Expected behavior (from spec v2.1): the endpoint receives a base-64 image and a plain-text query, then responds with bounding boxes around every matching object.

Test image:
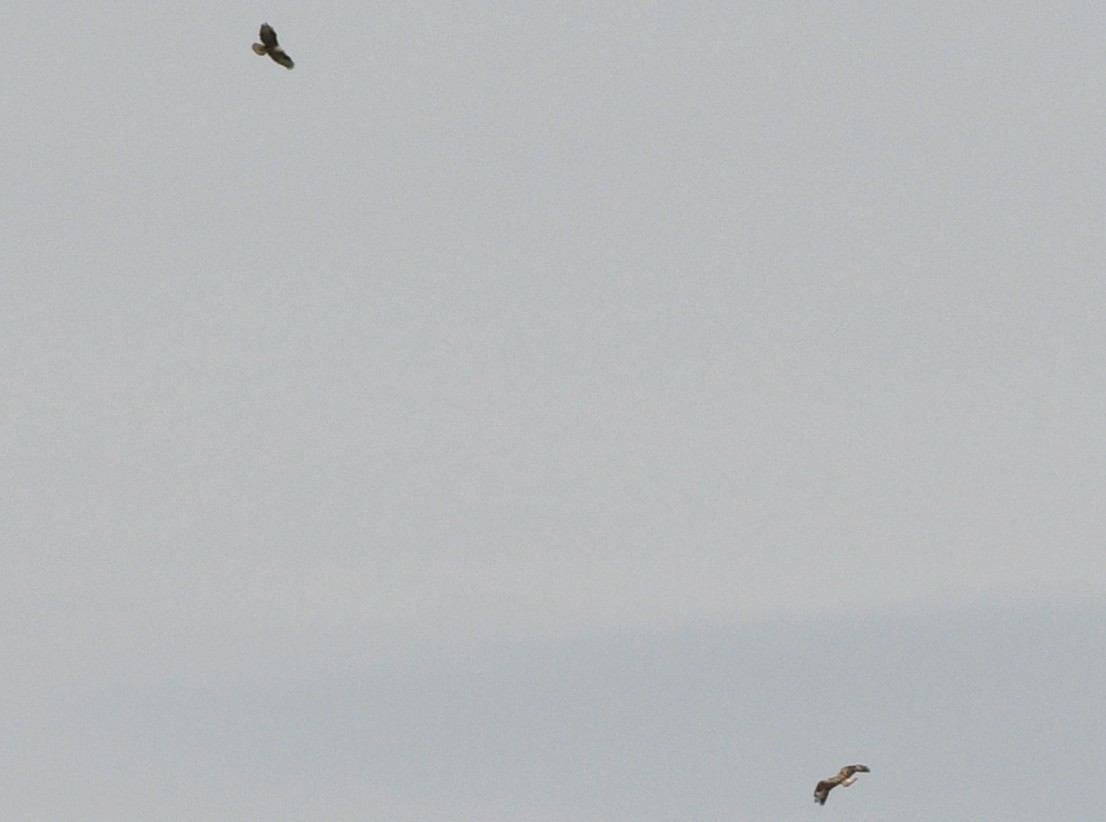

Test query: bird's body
[252,23,294,69]
[813,764,870,806]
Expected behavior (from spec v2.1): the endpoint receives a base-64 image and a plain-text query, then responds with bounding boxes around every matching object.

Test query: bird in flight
[813,764,870,806]
[252,23,294,69]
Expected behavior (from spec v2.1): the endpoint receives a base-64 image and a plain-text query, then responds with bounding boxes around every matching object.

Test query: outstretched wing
[259,24,279,49]
[268,47,294,69]
[813,780,835,805]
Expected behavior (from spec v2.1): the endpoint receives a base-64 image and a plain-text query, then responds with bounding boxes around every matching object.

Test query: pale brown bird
[252,23,294,69]
[814,764,870,806]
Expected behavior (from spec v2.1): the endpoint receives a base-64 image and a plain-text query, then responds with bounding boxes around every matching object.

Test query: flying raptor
[252,23,294,69]
[813,764,870,806]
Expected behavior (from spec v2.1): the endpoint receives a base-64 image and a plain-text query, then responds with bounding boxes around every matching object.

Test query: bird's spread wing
[260,24,279,49]
[269,48,294,69]
[813,780,834,805]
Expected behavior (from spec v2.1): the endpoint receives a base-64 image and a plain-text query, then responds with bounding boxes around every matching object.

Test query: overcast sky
[3,2,1105,819]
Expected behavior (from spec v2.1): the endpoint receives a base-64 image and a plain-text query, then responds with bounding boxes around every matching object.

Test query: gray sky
[3,2,1105,819]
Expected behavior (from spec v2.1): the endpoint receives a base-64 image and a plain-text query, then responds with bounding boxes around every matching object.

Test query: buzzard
[813,764,870,806]
[252,23,294,69]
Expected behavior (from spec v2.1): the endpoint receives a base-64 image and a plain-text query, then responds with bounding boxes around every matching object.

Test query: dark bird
[252,24,294,69]
[814,764,870,806]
